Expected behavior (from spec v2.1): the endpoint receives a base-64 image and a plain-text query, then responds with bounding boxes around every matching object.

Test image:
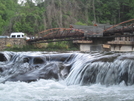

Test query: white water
[0,79,134,101]
[0,51,134,101]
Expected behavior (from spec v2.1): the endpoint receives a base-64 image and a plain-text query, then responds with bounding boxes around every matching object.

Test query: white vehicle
[10,32,25,38]
[10,32,30,40]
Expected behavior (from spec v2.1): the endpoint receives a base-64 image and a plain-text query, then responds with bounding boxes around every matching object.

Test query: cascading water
[66,53,134,86]
[0,51,134,101]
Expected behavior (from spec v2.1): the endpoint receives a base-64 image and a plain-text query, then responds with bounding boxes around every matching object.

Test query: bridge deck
[27,19,134,43]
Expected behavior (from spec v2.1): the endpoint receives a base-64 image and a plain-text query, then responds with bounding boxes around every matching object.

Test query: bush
[75,21,87,26]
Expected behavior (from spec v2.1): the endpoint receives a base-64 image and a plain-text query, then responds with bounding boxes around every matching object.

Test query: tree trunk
[93,0,96,23]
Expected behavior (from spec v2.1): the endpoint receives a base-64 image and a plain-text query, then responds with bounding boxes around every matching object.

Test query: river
[0,51,134,101]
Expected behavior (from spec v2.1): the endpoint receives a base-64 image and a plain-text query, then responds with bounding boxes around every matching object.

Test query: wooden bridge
[27,19,134,43]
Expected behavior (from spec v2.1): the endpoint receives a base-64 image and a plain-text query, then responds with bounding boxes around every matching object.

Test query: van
[10,32,25,38]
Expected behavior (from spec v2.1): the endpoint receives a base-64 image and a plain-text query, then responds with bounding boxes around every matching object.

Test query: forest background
[0,0,134,36]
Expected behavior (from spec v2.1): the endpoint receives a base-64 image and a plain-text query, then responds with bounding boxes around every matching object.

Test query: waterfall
[65,53,134,86]
[0,51,134,86]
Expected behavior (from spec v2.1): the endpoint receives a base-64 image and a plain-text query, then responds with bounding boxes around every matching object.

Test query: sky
[18,0,45,5]
[18,0,26,4]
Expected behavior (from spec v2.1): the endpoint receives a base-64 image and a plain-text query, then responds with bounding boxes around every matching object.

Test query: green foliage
[63,15,68,19]
[4,44,38,52]
[45,41,79,51]
[66,11,71,16]
[55,0,62,7]
[75,21,87,26]
[1,0,134,36]
[0,0,18,34]
[4,41,79,52]
[3,0,134,52]
[46,41,70,51]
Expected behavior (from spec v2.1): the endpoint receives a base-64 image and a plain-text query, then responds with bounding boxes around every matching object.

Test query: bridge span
[27,19,134,43]
[26,19,134,52]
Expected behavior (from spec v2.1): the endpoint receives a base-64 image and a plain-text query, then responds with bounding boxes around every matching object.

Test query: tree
[0,0,19,35]
[1,0,134,36]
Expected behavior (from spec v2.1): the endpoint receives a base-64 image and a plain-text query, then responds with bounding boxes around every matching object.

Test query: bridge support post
[73,40,110,52]
[108,37,134,52]
[110,45,134,51]
[79,44,104,52]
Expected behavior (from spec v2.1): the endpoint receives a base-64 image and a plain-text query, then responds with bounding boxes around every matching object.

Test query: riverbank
[4,41,79,52]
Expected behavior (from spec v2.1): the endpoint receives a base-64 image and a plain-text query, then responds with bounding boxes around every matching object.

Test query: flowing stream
[0,51,134,101]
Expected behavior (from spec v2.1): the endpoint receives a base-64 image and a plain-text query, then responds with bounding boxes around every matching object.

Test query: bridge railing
[27,28,85,43]
[27,19,134,43]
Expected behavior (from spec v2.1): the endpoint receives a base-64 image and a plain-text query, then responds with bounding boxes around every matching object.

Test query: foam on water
[0,52,134,101]
[0,79,134,101]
